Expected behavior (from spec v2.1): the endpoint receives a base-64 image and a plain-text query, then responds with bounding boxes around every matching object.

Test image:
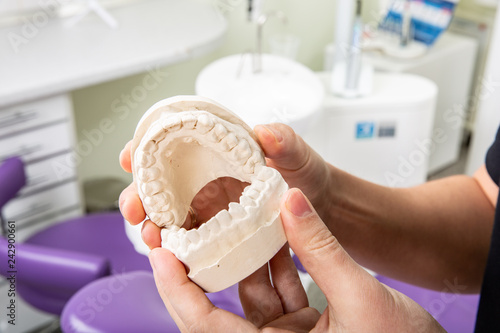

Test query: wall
[72,0,338,184]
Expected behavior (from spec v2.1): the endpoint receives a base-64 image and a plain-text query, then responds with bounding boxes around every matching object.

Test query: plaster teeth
[257,167,275,182]
[219,133,238,151]
[196,223,210,240]
[250,179,266,192]
[215,210,232,228]
[167,231,179,249]
[244,188,260,200]
[208,123,228,143]
[181,114,198,129]
[228,202,246,219]
[142,181,162,196]
[230,139,252,162]
[244,151,264,174]
[206,218,221,234]
[138,167,160,182]
[186,229,201,244]
[136,151,156,168]
[148,212,161,223]
[196,113,215,134]
[161,116,182,131]
[240,195,256,207]
[143,140,159,154]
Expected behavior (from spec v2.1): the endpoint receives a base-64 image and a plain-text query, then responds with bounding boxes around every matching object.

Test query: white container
[304,72,437,188]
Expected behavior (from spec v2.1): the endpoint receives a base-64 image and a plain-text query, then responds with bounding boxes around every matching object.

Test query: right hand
[119,123,332,249]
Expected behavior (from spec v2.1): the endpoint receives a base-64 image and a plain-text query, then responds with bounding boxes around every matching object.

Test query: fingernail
[285,189,313,217]
[259,124,283,143]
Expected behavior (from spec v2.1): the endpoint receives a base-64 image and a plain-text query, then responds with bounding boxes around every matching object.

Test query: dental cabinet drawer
[0,122,73,162]
[0,95,71,138]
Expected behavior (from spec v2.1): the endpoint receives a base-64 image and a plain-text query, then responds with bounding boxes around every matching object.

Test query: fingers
[141,220,162,249]
[263,307,320,332]
[239,264,283,326]
[119,183,146,225]
[280,188,376,305]
[119,140,133,173]
[268,244,308,314]
[254,124,311,172]
[149,248,255,332]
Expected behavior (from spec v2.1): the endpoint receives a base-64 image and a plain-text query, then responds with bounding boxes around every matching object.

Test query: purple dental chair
[0,157,244,332]
[0,157,151,315]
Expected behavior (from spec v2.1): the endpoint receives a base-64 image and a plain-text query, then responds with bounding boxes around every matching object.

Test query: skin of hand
[119,123,331,249]
[148,188,445,332]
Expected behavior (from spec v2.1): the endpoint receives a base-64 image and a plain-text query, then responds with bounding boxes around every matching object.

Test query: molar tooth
[197,222,211,240]
[181,114,198,129]
[161,116,182,131]
[148,212,162,224]
[243,187,260,200]
[215,210,232,228]
[257,166,276,182]
[136,151,156,168]
[240,195,257,207]
[208,123,227,143]
[251,179,267,193]
[143,140,159,154]
[186,229,201,244]
[206,217,221,234]
[244,151,265,174]
[166,231,179,250]
[230,139,252,162]
[138,167,160,182]
[228,202,246,219]
[219,133,238,151]
[196,113,215,134]
[142,181,162,196]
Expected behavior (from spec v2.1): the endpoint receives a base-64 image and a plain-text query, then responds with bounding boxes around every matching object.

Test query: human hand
[148,188,445,332]
[119,123,332,249]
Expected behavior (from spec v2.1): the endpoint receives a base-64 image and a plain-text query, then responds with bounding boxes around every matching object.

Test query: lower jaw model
[131,96,289,293]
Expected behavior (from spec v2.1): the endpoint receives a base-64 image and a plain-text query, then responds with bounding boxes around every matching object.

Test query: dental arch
[131,96,288,292]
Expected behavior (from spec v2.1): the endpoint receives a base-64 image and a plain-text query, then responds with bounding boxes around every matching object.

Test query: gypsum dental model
[131,96,289,293]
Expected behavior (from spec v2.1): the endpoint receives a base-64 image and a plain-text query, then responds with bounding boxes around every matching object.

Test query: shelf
[0,0,227,108]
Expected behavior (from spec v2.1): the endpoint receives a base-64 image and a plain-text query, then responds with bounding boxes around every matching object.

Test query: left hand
[148,242,320,332]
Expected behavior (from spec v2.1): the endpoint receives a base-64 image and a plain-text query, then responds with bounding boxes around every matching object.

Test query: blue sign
[356,122,375,139]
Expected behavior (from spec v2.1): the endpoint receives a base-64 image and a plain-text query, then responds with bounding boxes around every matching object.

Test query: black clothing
[475,127,500,331]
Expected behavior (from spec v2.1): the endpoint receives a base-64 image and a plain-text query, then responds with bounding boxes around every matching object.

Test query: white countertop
[0,0,226,108]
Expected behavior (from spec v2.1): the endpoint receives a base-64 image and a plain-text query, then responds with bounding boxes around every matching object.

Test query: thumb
[280,188,376,305]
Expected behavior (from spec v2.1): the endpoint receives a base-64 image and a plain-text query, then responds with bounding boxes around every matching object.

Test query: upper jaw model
[131,96,289,293]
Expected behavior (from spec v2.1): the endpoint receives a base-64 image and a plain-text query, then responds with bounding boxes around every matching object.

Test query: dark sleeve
[485,127,500,185]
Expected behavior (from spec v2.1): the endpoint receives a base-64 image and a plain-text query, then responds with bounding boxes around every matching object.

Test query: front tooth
[196,113,215,134]
[161,116,182,131]
[228,202,246,219]
[215,210,232,228]
[181,114,198,129]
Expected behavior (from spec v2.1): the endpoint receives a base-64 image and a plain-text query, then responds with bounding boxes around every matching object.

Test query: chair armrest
[0,237,110,291]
